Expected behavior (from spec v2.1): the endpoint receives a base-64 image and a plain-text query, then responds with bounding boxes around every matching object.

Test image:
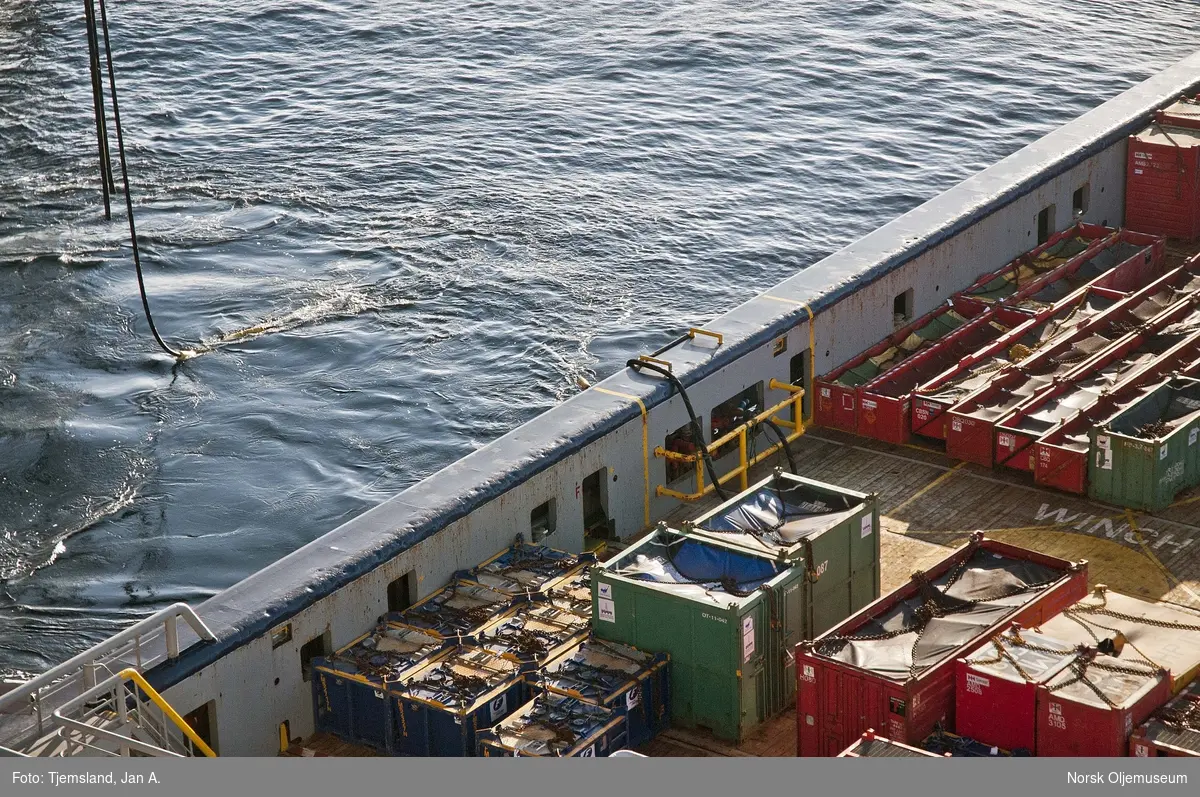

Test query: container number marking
[801,665,815,683]
[965,673,989,695]
[598,598,616,623]
[860,515,873,538]
[1048,702,1066,730]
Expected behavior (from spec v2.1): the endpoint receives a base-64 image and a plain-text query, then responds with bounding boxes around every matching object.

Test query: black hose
[760,418,798,474]
[97,0,183,359]
[626,358,729,501]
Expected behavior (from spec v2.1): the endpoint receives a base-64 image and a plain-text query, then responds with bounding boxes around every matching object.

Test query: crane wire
[95,0,187,359]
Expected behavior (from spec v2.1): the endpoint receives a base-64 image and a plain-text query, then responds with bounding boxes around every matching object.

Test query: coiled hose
[626,358,729,501]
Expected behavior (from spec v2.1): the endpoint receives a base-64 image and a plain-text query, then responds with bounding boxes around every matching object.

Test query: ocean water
[1,0,1199,674]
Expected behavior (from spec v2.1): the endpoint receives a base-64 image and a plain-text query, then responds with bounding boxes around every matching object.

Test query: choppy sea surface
[2,1,1199,674]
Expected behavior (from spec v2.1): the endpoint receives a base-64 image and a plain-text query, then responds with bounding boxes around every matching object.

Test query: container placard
[598,583,612,599]
[1160,444,1169,461]
[489,694,508,722]
[598,597,616,623]
[626,686,641,710]
[742,616,755,663]
[860,515,873,538]
[1190,428,1198,446]
[578,745,596,757]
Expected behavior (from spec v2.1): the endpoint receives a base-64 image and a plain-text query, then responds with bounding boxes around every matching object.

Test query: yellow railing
[654,379,805,501]
[118,669,217,757]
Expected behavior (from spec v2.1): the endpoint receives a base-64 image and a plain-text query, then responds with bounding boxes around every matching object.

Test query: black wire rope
[96,0,184,358]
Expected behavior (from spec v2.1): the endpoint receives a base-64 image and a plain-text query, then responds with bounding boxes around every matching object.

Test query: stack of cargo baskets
[815,223,1166,446]
[837,729,946,758]
[795,532,1089,756]
[311,542,673,757]
[591,471,880,742]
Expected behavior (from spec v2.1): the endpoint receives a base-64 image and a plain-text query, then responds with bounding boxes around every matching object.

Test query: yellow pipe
[688,327,724,346]
[116,668,216,757]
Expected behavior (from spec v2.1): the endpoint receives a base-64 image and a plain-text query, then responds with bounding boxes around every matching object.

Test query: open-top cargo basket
[593,527,807,742]
[311,624,447,752]
[457,543,594,597]
[683,471,880,635]
[837,729,945,758]
[796,533,1087,756]
[1130,681,1200,757]
[533,635,671,749]
[392,645,527,757]
[945,261,1200,468]
[1086,375,1200,510]
[1036,586,1200,695]
[475,597,590,672]
[389,579,513,640]
[477,691,627,757]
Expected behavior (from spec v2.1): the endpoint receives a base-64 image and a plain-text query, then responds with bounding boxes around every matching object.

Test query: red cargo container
[814,223,1119,437]
[1034,656,1170,757]
[955,630,1076,754]
[1156,96,1200,130]
[837,729,945,758]
[1033,330,1200,493]
[856,305,1036,445]
[1130,682,1200,758]
[913,231,1166,441]
[814,295,989,435]
[1126,124,1200,241]
[1037,587,1200,696]
[795,533,1087,757]
[946,264,1200,467]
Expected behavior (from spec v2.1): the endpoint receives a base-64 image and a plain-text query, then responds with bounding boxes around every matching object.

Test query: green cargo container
[591,527,809,742]
[1089,376,1200,511]
[684,470,880,637]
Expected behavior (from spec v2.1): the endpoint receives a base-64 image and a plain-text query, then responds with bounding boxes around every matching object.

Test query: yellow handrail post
[738,429,748,492]
[694,451,704,497]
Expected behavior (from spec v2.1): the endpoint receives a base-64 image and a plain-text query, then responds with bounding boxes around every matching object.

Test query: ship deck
[289,238,1200,758]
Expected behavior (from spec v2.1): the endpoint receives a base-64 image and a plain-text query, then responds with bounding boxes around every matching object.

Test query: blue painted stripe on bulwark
[146,52,1200,693]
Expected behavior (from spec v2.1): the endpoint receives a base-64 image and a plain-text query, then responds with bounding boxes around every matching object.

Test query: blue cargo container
[458,543,595,597]
[391,646,526,757]
[533,635,670,749]
[476,598,589,673]
[312,624,445,752]
[544,566,593,617]
[477,692,627,757]
[389,579,513,640]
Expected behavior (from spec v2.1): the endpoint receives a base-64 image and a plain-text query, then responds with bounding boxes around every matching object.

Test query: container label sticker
[951,418,962,432]
[842,395,854,411]
[598,598,616,623]
[965,673,989,695]
[1190,428,1198,446]
[598,583,612,599]
[626,686,641,710]
[578,745,596,757]
[374,690,384,699]
[862,399,877,410]
[1134,168,1144,175]
[997,432,1014,449]
[820,387,830,398]
[1134,743,1148,757]
[1160,444,1169,460]
[490,694,508,722]
[801,665,815,683]
[1048,702,1066,730]
[742,617,755,663]
[860,515,873,538]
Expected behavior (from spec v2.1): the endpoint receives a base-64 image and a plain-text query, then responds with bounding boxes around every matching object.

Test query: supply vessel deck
[5,51,1200,761]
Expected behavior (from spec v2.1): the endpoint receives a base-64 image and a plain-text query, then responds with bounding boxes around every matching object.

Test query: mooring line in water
[91,0,193,360]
